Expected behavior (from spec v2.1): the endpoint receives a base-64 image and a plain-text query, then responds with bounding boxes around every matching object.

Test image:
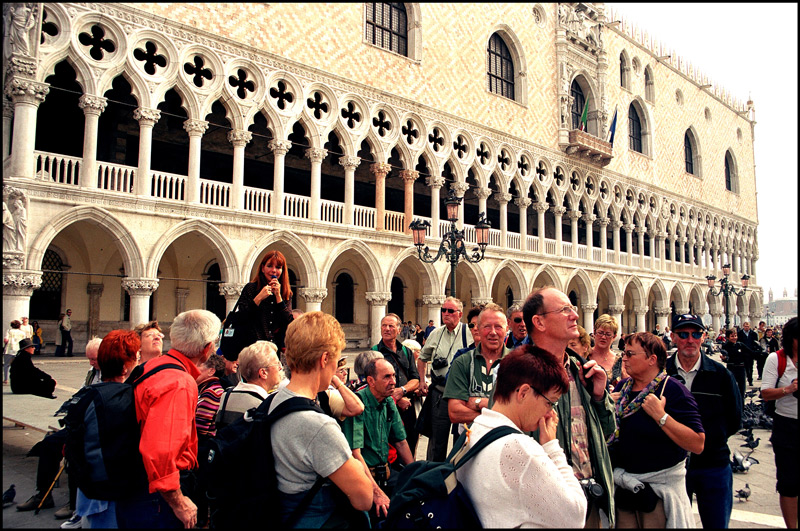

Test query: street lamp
[409,188,491,297]
[706,264,749,331]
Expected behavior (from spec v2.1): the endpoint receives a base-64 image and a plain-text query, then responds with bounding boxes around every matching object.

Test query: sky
[606,3,798,304]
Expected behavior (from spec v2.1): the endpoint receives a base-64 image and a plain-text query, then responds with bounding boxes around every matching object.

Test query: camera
[579,478,604,500]
[431,356,449,370]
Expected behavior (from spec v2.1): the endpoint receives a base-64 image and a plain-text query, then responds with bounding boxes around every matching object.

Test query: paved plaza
[2,350,787,529]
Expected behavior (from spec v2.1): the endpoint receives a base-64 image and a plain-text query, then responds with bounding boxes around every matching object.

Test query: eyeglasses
[441,307,459,314]
[676,331,704,340]
[512,317,524,323]
[623,350,639,358]
[595,330,615,338]
[468,322,476,329]
[264,362,282,371]
[534,389,559,410]
[538,304,578,317]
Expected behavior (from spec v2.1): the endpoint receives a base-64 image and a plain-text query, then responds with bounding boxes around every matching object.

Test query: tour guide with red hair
[237,250,295,352]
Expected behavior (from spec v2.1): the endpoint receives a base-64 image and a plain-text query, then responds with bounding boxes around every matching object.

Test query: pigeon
[741,437,760,450]
[739,428,753,438]
[2,484,15,506]
[735,484,751,502]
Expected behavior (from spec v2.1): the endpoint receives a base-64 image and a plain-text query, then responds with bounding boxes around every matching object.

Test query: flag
[579,99,589,131]
[608,107,618,146]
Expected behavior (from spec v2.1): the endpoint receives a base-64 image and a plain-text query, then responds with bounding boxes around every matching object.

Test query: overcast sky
[606,3,798,304]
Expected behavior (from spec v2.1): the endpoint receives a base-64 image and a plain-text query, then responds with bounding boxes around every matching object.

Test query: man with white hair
[116,309,220,529]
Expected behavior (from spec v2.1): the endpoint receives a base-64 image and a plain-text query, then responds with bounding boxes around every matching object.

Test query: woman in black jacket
[238,250,294,352]
[10,338,56,398]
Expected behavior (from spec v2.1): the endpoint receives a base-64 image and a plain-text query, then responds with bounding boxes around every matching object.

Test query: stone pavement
[2,351,788,528]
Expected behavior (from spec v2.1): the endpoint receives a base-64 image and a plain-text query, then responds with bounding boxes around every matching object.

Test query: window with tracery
[487,33,514,100]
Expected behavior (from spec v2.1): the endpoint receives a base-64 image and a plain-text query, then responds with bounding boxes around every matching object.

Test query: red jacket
[134,349,201,493]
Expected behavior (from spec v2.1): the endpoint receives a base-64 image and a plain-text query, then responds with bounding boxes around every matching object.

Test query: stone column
[399,169,419,235]
[608,304,626,333]
[228,129,252,210]
[495,192,512,248]
[534,201,549,253]
[183,119,209,204]
[669,235,677,270]
[423,294,446,327]
[657,231,667,272]
[612,220,623,265]
[219,283,244,314]
[371,162,391,231]
[647,229,656,266]
[636,226,646,264]
[597,217,609,262]
[624,223,635,265]
[553,206,567,256]
[711,311,723,336]
[2,98,13,159]
[339,157,360,226]
[634,306,648,334]
[86,283,104,339]
[474,187,491,217]
[427,175,445,238]
[6,76,49,179]
[451,182,470,229]
[133,107,161,197]
[654,307,671,333]
[121,278,159,327]
[299,287,328,313]
[2,270,42,327]
[269,139,292,216]
[174,287,190,315]
[583,213,596,260]
[78,95,107,189]
[306,148,327,221]
[366,291,392,344]
[679,237,687,274]
[568,210,581,258]
[582,303,598,333]
[515,198,532,251]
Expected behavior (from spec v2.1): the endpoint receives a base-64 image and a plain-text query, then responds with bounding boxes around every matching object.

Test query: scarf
[607,370,668,445]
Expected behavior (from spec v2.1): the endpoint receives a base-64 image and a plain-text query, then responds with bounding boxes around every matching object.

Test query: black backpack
[384,425,520,528]
[64,361,184,501]
[206,392,326,528]
[219,299,258,361]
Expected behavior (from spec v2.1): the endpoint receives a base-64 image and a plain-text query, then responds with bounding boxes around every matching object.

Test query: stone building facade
[3,3,761,348]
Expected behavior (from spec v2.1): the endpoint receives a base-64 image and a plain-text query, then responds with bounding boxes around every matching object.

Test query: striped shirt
[196,377,224,437]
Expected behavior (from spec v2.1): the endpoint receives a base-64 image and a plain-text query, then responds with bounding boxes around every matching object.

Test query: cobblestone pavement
[2,350,787,528]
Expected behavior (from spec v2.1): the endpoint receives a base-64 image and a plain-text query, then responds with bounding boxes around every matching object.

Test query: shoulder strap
[777,350,787,379]
[461,322,467,347]
[452,425,521,470]
[131,363,185,388]
[658,375,670,399]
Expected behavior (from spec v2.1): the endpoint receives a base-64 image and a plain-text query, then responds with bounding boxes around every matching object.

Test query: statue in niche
[11,193,27,253]
[3,200,16,253]
[6,3,36,57]
[558,4,570,27]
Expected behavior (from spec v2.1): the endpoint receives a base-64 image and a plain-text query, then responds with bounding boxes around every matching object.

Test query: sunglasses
[512,317,524,323]
[468,322,476,329]
[676,331,704,340]
[441,308,459,314]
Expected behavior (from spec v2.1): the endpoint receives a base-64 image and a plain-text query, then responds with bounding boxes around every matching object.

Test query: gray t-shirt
[269,386,352,494]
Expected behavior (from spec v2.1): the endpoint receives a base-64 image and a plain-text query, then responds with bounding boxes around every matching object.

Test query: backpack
[64,361,184,501]
[219,298,258,361]
[206,392,327,528]
[384,425,520,528]
[762,349,788,418]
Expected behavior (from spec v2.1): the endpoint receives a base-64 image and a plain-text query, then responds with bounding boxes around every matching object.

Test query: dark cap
[673,313,704,330]
[18,338,35,351]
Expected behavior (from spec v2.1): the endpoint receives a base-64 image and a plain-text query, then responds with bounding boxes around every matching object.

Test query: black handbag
[414,395,433,438]
[219,299,258,361]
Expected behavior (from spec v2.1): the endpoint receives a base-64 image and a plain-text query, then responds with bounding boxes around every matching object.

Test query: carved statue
[558,4,570,27]
[2,201,16,253]
[11,194,27,252]
[7,3,36,57]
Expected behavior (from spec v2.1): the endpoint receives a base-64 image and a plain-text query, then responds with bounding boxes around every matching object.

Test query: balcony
[564,129,613,166]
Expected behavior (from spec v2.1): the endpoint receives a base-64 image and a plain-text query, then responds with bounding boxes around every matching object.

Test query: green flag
[579,99,589,131]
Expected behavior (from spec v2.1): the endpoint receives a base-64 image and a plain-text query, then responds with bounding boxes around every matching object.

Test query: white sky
[606,3,798,303]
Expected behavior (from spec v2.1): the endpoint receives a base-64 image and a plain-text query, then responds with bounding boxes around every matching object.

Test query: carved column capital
[634,306,649,316]
[582,214,597,224]
[596,217,610,226]
[3,271,42,296]
[86,283,105,296]
[339,156,361,170]
[269,139,292,155]
[78,94,108,116]
[471,297,494,307]
[567,210,583,221]
[2,252,25,270]
[365,291,392,305]
[582,303,598,313]
[623,223,635,233]
[426,175,446,189]
[5,77,49,105]
[608,305,626,314]
[533,201,550,213]
[399,169,420,183]
[450,181,470,197]
[473,187,492,200]
[218,283,245,299]
[654,307,672,317]
[494,192,513,204]
[299,287,328,304]
[183,119,209,136]
[121,278,160,296]
[227,129,252,147]
[514,197,532,209]
[133,107,161,125]
[305,147,327,163]
[552,206,567,216]
[422,294,446,306]
[370,162,392,177]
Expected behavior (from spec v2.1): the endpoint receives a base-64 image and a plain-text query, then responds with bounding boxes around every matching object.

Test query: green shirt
[443,344,509,401]
[342,386,407,467]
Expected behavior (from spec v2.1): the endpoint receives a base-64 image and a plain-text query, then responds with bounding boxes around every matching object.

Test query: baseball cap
[673,313,704,330]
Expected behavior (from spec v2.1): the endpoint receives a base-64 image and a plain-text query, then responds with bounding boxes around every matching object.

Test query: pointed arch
[147,219,238,283]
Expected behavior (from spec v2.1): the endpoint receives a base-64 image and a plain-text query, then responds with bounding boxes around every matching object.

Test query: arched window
[620,52,630,89]
[334,272,354,323]
[571,80,586,131]
[644,66,655,101]
[365,3,408,56]
[487,33,514,100]
[505,286,514,309]
[388,276,405,320]
[30,249,64,320]
[725,152,736,192]
[628,104,642,153]
[205,262,226,320]
[684,133,694,174]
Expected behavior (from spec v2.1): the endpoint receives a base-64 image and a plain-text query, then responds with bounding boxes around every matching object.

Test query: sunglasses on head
[676,331,704,340]
[441,308,458,314]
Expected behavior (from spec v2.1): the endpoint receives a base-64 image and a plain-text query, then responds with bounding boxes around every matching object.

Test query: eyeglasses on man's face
[676,331,704,340]
[538,304,578,317]
[441,307,459,314]
[512,317,524,324]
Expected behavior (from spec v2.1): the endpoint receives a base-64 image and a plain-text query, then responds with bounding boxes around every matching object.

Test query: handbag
[219,299,258,362]
[414,395,433,438]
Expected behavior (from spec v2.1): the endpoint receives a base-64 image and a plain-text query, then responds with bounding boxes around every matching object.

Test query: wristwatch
[474,398,482,411]
[658,413,669,427]
[401,386,407,396]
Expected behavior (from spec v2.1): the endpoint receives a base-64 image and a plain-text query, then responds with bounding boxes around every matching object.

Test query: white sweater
[458,408,587,528]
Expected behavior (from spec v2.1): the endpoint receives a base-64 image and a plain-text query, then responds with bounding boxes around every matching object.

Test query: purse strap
[658,375,670,399]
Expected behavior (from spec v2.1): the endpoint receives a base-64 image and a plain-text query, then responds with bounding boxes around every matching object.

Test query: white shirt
[458,408,587,528]
[676,355,702,390]
[761,352,797,419]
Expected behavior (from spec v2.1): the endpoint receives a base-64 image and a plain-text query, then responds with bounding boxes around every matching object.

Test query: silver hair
[353,350,384,378]
[85,336,102,355]
[238,341,279,382]
[169,309,221,358]
[506,303,523,319]
[443,296,463,312]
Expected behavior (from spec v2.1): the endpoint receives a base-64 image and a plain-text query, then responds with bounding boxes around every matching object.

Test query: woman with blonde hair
[589,314,626,391]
